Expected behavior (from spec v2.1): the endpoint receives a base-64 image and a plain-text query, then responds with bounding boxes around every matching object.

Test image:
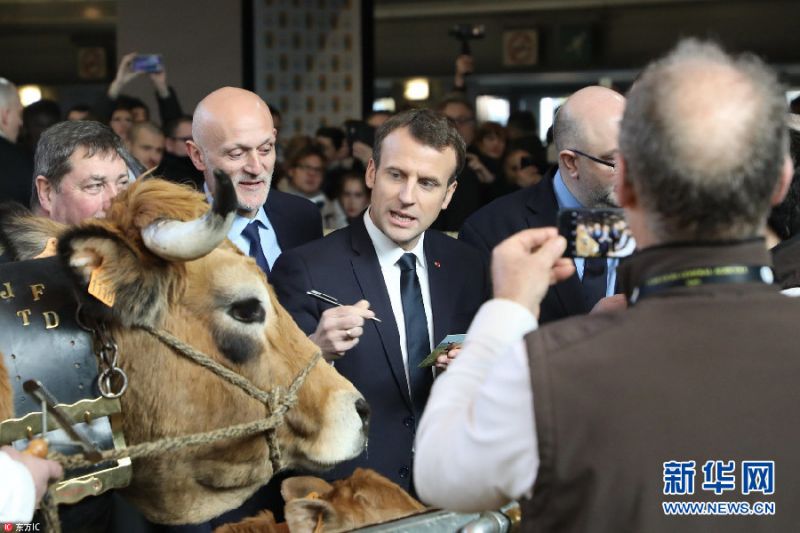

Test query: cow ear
[0,204,65,261]
[57,225,172,327]
[282,476,334,502]
[284,498,338,533]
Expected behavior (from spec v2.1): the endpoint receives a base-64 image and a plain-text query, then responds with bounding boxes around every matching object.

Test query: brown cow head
[0,174,369,524]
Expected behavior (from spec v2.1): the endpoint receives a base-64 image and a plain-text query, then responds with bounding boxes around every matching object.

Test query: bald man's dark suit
[459,167,589,323]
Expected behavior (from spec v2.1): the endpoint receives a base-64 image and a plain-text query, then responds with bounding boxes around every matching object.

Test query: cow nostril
[355,398,370,427]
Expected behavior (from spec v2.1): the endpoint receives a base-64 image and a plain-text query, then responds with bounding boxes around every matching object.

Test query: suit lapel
[264,193,291,250]
[425,232,455,346]
[525,171,586,317]
[349,219,413,410]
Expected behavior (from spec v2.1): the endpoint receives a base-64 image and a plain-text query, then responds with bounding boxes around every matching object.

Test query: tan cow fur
[0,179,369,525]
[0,352,12,422]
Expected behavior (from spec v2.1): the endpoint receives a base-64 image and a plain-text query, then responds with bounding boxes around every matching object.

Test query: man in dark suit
[0,78,33,207]
[187,87,321,275]
[459,86,626,323]
[271,109,490,494]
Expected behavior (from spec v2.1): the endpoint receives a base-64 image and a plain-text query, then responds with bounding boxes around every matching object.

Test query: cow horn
[141,169,238,261]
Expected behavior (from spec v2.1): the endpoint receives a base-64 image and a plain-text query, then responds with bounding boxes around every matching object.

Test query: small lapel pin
[434,260,441,268]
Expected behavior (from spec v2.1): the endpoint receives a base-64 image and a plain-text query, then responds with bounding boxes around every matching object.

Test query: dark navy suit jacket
[270,215,490,493]
[264,189,323,254]
[459,168,589,324]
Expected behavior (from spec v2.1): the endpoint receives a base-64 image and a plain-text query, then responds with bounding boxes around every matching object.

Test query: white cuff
[0,451,36,522]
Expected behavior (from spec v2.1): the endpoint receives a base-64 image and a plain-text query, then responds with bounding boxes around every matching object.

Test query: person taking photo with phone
[94,52,184,138]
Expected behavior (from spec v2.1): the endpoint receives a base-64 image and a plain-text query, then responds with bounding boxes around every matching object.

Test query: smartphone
[344,120,375,148]
[558,208,636,258]
[131,54,163,73]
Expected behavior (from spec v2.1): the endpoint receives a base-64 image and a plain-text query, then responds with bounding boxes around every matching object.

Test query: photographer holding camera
[417,39,800,532]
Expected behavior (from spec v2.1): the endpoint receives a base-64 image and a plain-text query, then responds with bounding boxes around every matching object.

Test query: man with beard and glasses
[460,86,626,323]
[187,87,322,276]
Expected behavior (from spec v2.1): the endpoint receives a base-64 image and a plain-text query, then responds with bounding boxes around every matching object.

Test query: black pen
[306,290,382,322]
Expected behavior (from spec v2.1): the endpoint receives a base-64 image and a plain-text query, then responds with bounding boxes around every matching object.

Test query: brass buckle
[0,396,132,504]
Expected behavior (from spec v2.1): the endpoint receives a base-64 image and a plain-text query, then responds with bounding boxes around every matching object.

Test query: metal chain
[75,304,129,398]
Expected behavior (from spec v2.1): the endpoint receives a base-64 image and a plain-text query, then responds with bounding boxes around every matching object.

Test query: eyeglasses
[569,148,616,171]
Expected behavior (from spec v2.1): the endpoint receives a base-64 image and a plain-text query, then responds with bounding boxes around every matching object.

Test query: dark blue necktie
[241,221,270,275]
[582,257,607,311]
[397,253,433,420]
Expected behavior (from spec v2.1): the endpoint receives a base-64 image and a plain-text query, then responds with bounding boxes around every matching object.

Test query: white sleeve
[0,451,37,522]
[414,299,540,512]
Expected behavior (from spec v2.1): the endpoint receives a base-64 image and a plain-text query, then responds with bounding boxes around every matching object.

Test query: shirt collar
[363,207,426,270]
[553,169,584,209]
[205,182,272,233]
[231,206,271,236]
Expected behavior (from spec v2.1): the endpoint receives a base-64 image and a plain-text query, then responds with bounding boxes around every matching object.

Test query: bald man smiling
[187,87,322,275]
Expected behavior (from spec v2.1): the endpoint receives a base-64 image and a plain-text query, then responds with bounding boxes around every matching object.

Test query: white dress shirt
[414,298,540,511]
[0,451,36,522]
[227,208,282,269]
[205,183,282,269]
[363,209,435,391]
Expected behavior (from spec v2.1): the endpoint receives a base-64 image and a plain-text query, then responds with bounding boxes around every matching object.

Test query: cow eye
[228,298,266,324]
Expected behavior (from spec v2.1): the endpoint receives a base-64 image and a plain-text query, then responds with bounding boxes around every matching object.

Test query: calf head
[282,468,426,532]
[0,175,369,524]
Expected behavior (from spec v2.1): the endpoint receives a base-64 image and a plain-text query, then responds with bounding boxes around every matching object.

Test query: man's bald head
[187,87,277,218]
[554,86,626,208]
[192,87,274,148]
[554,86,625,152]
[620,39,789,241]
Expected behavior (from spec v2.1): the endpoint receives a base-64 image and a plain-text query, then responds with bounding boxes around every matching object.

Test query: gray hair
[373,108,466,184]
[0,78,17,110]
[620,39,788,241]
[34,120,126,191]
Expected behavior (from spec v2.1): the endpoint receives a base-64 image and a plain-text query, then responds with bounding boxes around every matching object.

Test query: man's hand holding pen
[309,299,376,361]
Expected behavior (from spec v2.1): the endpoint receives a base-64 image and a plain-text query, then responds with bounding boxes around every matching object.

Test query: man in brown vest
[415,39,799,532]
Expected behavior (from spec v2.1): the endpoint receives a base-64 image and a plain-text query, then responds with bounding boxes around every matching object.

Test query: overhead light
[404,78,429,101]
[373,97,396,112]
[18,85,42,107]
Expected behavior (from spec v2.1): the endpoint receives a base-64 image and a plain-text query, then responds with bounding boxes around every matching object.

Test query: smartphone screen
[131,54,163,73]
[558,208,636,258]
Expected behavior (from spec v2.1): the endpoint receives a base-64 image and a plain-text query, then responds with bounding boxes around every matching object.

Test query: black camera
[448,24,485,54]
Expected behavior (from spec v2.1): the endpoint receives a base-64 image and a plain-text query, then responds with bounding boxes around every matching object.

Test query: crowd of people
[1,36,800,532]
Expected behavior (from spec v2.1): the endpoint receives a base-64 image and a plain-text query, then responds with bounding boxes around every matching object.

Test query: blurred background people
[0,77,32,206]
[156,115,204,189]
[127,121,165,171]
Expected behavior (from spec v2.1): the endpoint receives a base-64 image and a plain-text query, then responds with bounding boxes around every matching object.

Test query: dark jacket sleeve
[270,250,321,335]
[301,203,324,244]
[156,87,183,126]
[458,216,492,265]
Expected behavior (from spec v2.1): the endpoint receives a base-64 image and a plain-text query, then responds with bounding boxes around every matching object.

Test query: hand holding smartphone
[130,54,163,73]
[558,208,636,258]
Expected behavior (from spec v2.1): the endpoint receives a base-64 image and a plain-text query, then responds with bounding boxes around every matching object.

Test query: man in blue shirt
[187,87,322,274]
[460,86,626,322]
